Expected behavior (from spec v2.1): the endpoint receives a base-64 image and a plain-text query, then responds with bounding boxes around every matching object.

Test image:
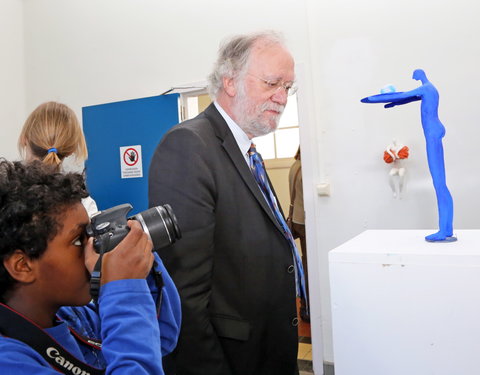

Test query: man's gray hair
[207,31,286,100]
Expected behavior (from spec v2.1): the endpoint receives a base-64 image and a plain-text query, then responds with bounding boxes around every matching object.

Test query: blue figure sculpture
[361,69,456,242]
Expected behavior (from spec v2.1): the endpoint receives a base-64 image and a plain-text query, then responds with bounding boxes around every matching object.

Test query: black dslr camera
[87,203,181,300]
[87,203,181,254]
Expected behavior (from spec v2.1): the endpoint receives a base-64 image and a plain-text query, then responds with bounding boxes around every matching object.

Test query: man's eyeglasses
[248,73,298,96]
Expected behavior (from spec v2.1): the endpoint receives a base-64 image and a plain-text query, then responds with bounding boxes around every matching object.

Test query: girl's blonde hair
[18,102,88,169]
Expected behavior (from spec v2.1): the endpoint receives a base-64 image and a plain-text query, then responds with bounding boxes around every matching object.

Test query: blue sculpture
[361,69,456,242]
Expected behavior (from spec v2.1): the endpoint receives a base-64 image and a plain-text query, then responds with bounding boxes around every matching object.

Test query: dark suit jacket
[149,103,298,375]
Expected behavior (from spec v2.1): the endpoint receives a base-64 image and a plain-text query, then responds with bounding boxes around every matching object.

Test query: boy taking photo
[0,160,180,374]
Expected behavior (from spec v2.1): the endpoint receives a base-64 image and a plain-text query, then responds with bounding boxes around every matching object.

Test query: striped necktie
[248,143,307,304]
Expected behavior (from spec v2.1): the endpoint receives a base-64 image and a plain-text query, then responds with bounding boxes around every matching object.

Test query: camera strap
[152,260,164,316]
[90,240,108,301]
[0,303,105,375]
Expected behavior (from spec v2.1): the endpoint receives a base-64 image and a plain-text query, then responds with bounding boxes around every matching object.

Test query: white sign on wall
[120,145,143,179]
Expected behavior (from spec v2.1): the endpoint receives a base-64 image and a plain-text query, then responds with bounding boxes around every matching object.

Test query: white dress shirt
[213,101,251,165]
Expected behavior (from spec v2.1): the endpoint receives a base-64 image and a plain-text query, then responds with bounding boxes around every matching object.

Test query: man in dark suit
[149,31,302,375]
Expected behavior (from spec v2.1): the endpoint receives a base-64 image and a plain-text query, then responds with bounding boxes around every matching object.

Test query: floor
[297,299,335,375]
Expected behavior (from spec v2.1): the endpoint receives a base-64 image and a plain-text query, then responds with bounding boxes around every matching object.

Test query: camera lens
[132,205,181,251]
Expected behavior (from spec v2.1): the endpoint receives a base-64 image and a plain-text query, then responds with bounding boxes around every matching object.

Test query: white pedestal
[329,230,480,375]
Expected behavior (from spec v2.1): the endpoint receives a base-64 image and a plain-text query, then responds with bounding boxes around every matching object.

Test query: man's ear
[223,76,237,97]
[3,250,35,283]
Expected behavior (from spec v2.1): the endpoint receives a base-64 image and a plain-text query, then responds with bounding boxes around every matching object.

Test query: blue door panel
[83,94,179,215]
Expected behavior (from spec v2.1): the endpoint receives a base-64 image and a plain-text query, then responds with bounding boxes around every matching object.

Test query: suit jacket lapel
[204,104,284,235]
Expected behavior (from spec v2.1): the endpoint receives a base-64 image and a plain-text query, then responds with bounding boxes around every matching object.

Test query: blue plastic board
[83,94,179,215]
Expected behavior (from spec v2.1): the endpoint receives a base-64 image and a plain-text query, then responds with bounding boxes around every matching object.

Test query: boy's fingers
[84,237,98,273]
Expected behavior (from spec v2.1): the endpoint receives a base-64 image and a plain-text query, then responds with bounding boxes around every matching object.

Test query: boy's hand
[84,237,98,274]
[100,220,154,284]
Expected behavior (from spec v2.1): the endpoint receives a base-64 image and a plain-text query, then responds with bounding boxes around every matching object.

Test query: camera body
[87,203,181,254]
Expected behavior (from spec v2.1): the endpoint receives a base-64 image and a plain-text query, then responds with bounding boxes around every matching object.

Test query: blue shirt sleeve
[0,256,181,374]
[0,279,165,374]
[99,278,164,374]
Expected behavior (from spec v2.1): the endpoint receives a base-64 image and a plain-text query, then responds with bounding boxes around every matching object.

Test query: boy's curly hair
[0,159,88,300]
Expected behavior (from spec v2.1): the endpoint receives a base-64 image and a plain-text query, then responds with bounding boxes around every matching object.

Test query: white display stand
[329,229,480,375]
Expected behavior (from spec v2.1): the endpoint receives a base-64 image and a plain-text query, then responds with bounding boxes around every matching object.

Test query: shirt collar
[213,101,252,164]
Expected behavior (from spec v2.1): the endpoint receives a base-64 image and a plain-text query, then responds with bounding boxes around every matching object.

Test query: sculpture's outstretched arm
[384,96,421,108]
[361,88,423,108]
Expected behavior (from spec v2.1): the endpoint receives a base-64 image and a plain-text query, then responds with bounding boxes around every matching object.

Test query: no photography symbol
[123,148,139,166]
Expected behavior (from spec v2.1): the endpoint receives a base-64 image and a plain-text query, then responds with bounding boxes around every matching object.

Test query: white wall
[305,0,480,364]
[22,0,311,123]
[4,0,480,370]
[0,0,26,160]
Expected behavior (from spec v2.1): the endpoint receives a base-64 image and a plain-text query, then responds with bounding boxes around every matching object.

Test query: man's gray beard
[240,115,276,138]
[232,84,284,138]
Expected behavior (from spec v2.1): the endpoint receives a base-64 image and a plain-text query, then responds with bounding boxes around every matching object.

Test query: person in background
[288,146,309,322]
[149,30,305,375]
[0,160,181,374]
[18,101,97,217]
